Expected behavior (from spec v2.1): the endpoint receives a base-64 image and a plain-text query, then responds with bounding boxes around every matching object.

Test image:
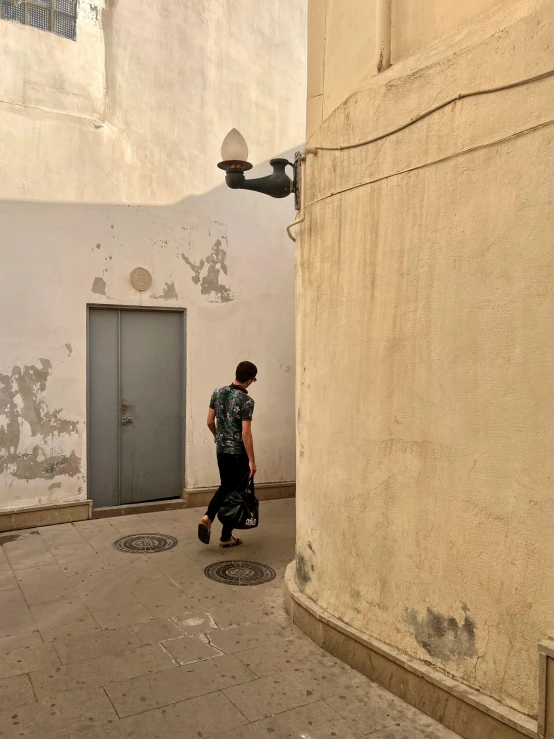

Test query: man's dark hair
[236,361,257,383]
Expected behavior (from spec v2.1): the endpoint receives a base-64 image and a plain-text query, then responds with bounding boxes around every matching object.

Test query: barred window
[1,0,77,40]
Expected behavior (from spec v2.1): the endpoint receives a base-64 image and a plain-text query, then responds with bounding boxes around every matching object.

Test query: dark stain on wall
[0,360,80,480]
[404,604,477,662]
[296,551,312,588]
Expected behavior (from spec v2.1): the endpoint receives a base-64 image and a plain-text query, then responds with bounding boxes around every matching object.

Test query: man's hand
[242,419,256,478]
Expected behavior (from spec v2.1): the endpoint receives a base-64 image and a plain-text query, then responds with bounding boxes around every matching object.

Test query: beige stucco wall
[391,0,506,64]
[306,0,547,137]
[0,0,306,510]
[297,0,553,719]
[307,0,377,132]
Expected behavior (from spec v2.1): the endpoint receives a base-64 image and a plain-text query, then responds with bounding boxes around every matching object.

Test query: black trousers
[206,452,250,541]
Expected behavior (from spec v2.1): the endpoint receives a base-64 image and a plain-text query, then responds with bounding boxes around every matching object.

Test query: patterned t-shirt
[210,385,255,455]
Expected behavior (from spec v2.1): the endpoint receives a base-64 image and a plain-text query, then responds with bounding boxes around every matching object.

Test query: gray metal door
[88,308,184,507]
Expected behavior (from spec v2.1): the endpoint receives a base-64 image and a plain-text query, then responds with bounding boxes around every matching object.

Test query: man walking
[198,361,257,547]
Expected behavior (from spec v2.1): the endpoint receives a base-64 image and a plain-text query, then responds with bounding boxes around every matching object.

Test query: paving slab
[0,641,60,679]
[211,700,361,739]
[104,654,257,717]
[109,515,162,535]
[223,671,347,722]
[171,611,219,635]
[0,571,18,592]
[73,519,118,534]
[129,574,185,608]
[29,597,100,642]
[0,631,43,655]
[0,548,10,573]
[38,524,85,548]
[16,565,77,605]
[235,635,361,679]
[30,643,176,699]
[91,602,153,629]
[53,709,174,739]
[55,550,117,577]
[206,622,290,654]
[161,634,223,664]
[174,577,249,609]
[141,593,198,621]
[0,674,36,712]
[0,588,36,638]
[162,691,248,738]
[366,718,462,739]
[132,618,183,644]
[0,686,118,738]
[2,532,56,570]
[72,520,121,552]
[52,625,141,663]
[205,601,270,630]
[325,683,462,737]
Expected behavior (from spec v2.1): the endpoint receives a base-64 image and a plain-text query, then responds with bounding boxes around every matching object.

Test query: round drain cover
[113,533,177,554]
[204,560,276,586]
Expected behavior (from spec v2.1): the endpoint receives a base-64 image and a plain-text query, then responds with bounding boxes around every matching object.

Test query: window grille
[1,0,77,40]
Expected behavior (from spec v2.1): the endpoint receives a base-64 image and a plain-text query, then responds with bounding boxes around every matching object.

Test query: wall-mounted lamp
[218,129,300,208]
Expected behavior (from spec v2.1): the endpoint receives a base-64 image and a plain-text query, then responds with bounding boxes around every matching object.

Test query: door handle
[121,399,133,412]
[121,417,133,426]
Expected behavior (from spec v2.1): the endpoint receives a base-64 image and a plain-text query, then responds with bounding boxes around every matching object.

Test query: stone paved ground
[0,499,461,739]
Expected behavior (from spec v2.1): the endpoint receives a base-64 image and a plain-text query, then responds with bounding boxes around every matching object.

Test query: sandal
[219,536,243,548]
[197,522,211,545]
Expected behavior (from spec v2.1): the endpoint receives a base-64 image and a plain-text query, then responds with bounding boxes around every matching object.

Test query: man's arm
[207,407,217,441]
[242,420,256,476]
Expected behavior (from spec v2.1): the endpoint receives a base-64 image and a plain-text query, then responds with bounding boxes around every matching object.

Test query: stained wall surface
[0,0,306,509]
[297,0,553,718]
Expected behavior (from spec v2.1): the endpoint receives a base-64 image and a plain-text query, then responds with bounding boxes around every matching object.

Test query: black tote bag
[218,475,259,530]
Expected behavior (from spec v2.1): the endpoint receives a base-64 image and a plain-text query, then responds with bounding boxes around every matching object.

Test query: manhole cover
[113,533,177,554]
[204,560,276,586]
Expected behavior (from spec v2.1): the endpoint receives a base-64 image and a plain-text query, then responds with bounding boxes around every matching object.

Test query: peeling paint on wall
[151,281,178,300]
[404,604,477,662]
[77,0,101,25]
[181,254,205,285]
[0,360,81,480]
[182,239,234,303]
[91,277,106,295]
[64,343,73,357]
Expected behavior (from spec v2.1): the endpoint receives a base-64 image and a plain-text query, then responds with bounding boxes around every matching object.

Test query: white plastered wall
[0,0,306,509]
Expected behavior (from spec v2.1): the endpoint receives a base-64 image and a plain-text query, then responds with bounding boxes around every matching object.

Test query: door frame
[86,304,187,508]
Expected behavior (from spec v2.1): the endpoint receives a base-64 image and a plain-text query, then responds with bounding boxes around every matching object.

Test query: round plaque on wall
[130,267,152,291]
